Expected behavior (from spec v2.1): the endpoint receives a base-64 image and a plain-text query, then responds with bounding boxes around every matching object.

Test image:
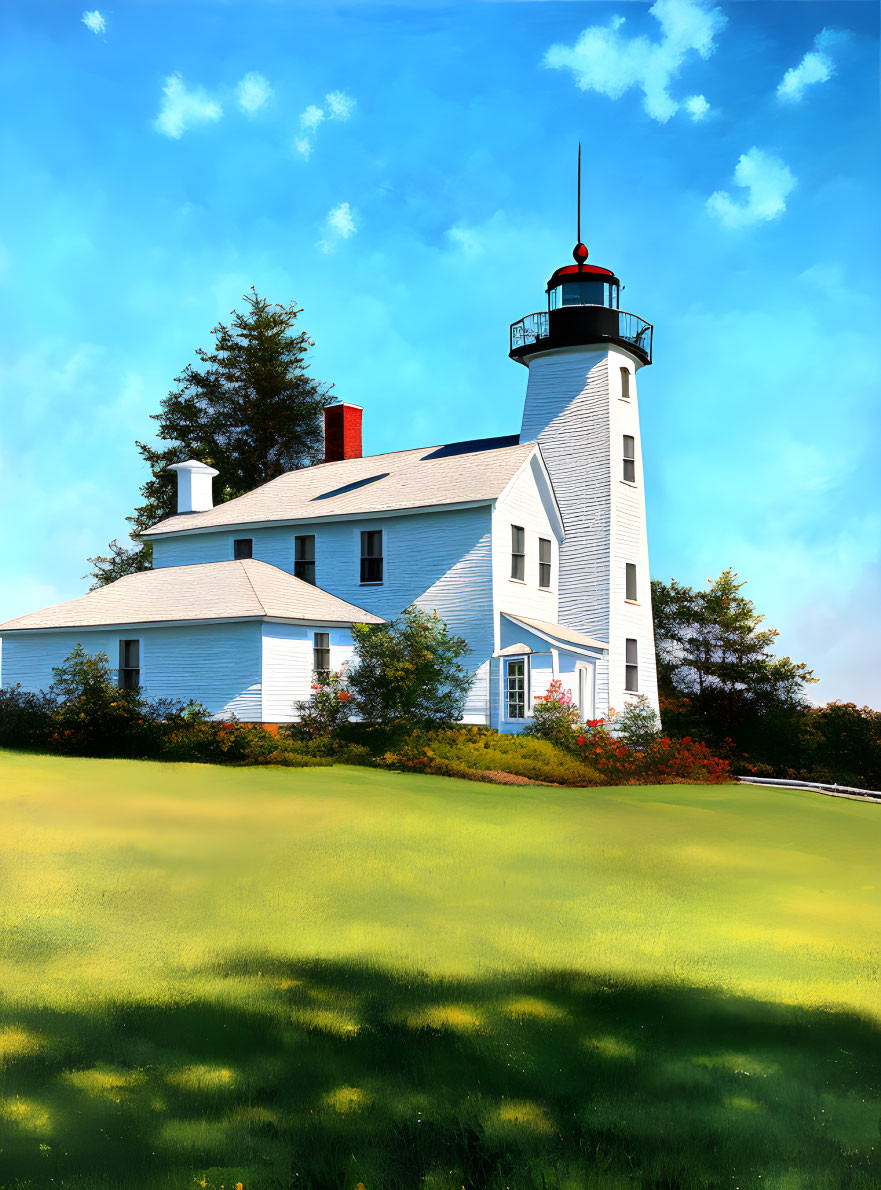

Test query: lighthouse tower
[510,181,659,719]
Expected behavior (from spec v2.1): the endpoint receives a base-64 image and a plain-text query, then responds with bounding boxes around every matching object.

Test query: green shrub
[613,695,661,750]
[523,679,582,753]
[289,665,354,740]
[348,606,473,729]
[0,684,55,749]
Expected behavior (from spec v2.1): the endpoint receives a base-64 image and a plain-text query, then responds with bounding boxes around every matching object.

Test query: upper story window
[623,435,636,483]
[360,530,383,584]
[625,563,638,602]
[539,538,552,589]
[313,632,330,674]
[505,657,527,719]
[295,535,316,585]
[511,525,525,581]
[233,538,253,560]
[620,367,631,400]
[118,640,140,690]
[625,638,639,692]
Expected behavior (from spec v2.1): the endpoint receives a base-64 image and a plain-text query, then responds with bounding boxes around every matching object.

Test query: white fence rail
[736,775,881,802]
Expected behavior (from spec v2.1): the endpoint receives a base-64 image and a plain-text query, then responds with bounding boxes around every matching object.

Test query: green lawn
[0,749,879,1189]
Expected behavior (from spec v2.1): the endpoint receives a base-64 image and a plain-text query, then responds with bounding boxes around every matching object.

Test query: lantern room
[509,242,652,369]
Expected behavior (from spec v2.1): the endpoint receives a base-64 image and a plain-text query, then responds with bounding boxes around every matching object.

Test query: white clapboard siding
[155,505,496,724]
[519,344,659,720]
[0,622,263,720]
[492,454,561,645]
[261,624,358,723]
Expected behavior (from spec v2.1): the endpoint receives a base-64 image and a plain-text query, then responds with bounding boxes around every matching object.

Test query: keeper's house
[0,231,660,731]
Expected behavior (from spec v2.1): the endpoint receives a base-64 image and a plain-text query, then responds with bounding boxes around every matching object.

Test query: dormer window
[233,538,252,560]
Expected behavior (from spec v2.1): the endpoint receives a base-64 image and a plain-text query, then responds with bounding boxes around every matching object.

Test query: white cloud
[445,225,487,256]
[300,104,326,132]
[325,90,356,121]
[154,74,223,139]
[685,93,710,120]
[295,91,356,161]
[81,10,105,35]
[316,202,357,253]
[236,72,272,115]
[543,0,726,124]
[777,28,845,103]
[706,148,797,229]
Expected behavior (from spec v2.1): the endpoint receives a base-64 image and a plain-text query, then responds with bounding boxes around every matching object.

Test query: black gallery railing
[510,306,653,362]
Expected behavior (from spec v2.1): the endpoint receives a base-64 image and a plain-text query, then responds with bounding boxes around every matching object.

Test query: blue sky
[1,0,879,704]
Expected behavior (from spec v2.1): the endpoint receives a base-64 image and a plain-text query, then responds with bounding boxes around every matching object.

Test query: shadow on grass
[0,960,879,1189]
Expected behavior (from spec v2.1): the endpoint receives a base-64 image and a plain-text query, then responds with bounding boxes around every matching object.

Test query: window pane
[623,436,635,482]
[623,435,635,458]
[511,525,525,580]
[620,368,631,399]
[506,659,526,718]
[512,526,524,553]
[360,531,383,582]
[539,538,551,564]
[538,538,551,589]
[625,563,637,601]
[625,638,638,664]
[295,560,316,585]
[313,632,330,672]
[295,535,315,561]
[233,538,253,560]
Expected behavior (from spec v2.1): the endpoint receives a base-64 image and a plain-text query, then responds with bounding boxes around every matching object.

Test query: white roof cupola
[168,459,219,514]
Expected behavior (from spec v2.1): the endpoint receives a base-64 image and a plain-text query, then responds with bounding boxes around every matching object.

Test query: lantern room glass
[548,280,619,311]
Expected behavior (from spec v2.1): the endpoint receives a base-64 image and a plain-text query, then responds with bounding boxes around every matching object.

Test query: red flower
[577,736,585,746]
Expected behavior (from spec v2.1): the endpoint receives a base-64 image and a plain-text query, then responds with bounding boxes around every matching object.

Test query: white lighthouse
[510,211,660,720]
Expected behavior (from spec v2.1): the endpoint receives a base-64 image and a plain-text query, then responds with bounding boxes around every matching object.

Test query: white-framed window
[313,632,330,673]
[620,367,631,400]
[295,534,316,585]
[625,638,639,692]
[538,537,552,589]
[623,435,636,483]
[625,563,637,602]
[233,538,253,560]
[511,525,525,581]
[360,530,383,584]
[505,657,528,719]
[118,639,140,690]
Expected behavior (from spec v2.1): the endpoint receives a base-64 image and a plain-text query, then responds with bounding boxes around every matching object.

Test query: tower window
[620,368,631,400]
[118,640,140,690]
[623,436,636,483]
[313,632,330,674]
[539,538,552,589]
[505,658,527,719]
[625,639,639,692]
[360,530,383,583]
[295,535,316,585]
[233,538,252,560]
[511,526,525,581]
[625,563,637,602]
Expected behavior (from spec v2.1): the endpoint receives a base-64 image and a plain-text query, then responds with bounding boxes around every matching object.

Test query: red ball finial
[573,241,589,264]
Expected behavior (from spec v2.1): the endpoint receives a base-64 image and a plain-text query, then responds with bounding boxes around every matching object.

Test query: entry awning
[501,612,608,655]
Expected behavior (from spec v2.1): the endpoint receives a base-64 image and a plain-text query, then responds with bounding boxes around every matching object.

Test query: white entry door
[576,662,595,721]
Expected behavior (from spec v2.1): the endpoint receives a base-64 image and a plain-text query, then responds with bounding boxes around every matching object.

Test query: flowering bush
[573,723,730,784]
[523,679,582,753]
[289,665,353,740]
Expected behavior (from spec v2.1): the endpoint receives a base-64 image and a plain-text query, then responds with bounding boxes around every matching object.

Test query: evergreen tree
[651,569,815,741]
[87,290,333,586]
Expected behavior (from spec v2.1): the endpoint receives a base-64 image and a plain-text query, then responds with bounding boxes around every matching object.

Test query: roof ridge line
[238,559,268,616]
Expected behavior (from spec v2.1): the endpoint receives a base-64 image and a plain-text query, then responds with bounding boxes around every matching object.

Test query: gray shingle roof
[0,561,384,632]
[143,436,534,537]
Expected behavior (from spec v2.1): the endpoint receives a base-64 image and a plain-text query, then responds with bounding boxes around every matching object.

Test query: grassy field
[0,749,879,1189]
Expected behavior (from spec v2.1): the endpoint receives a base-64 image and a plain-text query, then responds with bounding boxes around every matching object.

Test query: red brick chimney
[323,403,363,463]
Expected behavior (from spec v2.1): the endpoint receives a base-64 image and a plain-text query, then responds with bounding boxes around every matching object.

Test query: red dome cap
[573,241,589,263]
